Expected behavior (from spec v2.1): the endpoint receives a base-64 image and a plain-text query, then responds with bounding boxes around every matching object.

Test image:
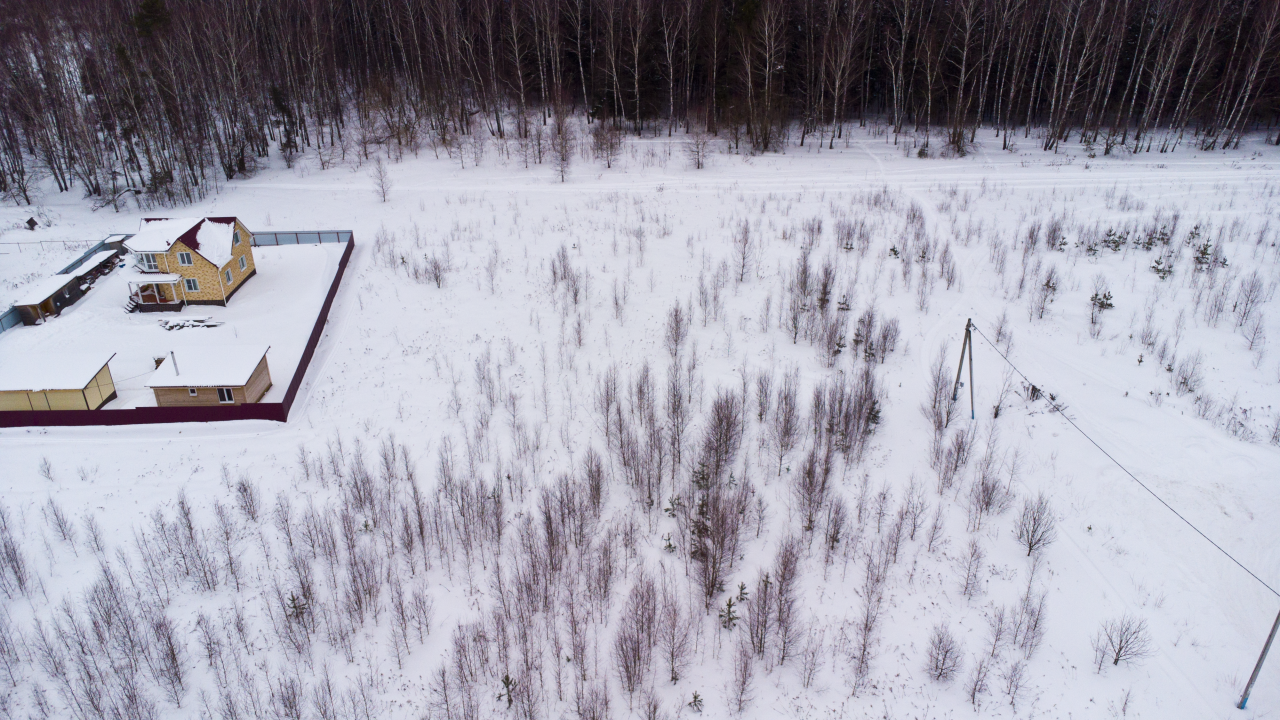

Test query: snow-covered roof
[0,352,114,392]
[123,217,243,268]
[125,271,182,285]
[12,275,78,306]
[146,346,269,388]
[123,218,201,253]
[65,250,121,276]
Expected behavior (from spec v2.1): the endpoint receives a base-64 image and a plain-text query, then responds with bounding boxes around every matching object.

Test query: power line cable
[968,322,1280,599]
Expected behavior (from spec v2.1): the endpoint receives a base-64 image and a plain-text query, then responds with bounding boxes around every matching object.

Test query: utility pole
[1238,605,1280,709]
[952,318,975,420]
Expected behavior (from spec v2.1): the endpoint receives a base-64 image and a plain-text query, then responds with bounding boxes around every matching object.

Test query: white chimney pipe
[171,351,179,375]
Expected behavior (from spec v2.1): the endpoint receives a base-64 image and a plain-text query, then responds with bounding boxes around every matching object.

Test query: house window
[177,251,193,266]
[140,253,159,271]
[188,388,198,397]
[239,255,247,271]
[225,269,234,284]
[217,388,234,403]
[184,278,199,292]
[232,231,241,246]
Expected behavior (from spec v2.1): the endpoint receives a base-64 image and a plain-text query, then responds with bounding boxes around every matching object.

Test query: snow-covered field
[1,126,1278,720]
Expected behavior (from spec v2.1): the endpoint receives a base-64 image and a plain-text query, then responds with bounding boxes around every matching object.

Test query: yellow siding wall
[221,219,257,296]
[244,356,272,402]
[45,390,89,411]
[0,364,114,412]
[0,391,32,411]
[83,364,116,410]
[155,239,225,303]
[155,385,249,406]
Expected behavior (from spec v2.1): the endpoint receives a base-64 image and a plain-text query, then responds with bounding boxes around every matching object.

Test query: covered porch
[127,273,185,312]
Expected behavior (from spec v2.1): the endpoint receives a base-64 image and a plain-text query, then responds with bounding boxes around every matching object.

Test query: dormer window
[177,251,193,266]
[139,253,159,271]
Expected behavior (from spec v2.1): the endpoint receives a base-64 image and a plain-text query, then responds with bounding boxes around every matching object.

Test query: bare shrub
[793,449,831,533]
[986,605,1008,657]
[754,371,773,423]
[744,569,773,659]
[1010,587,1047,657]
[665,303,689,360]
[1244,313,1266,351]
[699,389,744,485]
[684,131,711,169]
[922,347,957,438]
[1235,271,1265,327]
[614,571,658,697]
[732,221,753,283]
[1173,351,1204,395]
[370,157,392,202]
[551,112,575,182]
[773,537,802,664]
[926,507,945,553]
[657,577,692,682]
[1030,266,1058,320]
[730,638,754,714]
[852,547,888,691]
[769,370,801,475]
[960,539,985,599]
[151,614,187,705]
[823,499,848,566]
[966,459,1014,532]
[591,122,622,168]
[926,624,963,682]
[235,478,260,522]
[799,627,824,688]
[1001,659,1027,709]
[1015,493,1057,556]
[687,482,751,609]
[966,655,992,709]
[1093,614,1153,671]
[424,253,450,288]
[43,498,76,546]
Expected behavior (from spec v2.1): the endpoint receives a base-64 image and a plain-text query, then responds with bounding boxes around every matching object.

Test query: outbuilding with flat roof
[0,352,117,411]
[146,346,272,406]
[10,248,123,325]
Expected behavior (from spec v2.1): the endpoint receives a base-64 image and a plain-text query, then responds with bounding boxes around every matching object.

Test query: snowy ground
[0,244,343,406]
[0,125,1278,720]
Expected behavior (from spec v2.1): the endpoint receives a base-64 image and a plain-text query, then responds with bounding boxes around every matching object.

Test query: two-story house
[123,217,257,311]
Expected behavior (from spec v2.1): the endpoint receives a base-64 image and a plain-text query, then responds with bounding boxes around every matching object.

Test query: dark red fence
[0,237,353,429]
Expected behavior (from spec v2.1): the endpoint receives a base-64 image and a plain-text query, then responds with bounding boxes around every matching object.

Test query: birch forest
[1,0,1279,207]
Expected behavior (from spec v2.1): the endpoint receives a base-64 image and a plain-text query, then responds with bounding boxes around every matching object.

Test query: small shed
[74,249,123,284]
[11,249,122,325]
[0,352,117,411]
[12,275,83,325]
[146,346,272,406]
